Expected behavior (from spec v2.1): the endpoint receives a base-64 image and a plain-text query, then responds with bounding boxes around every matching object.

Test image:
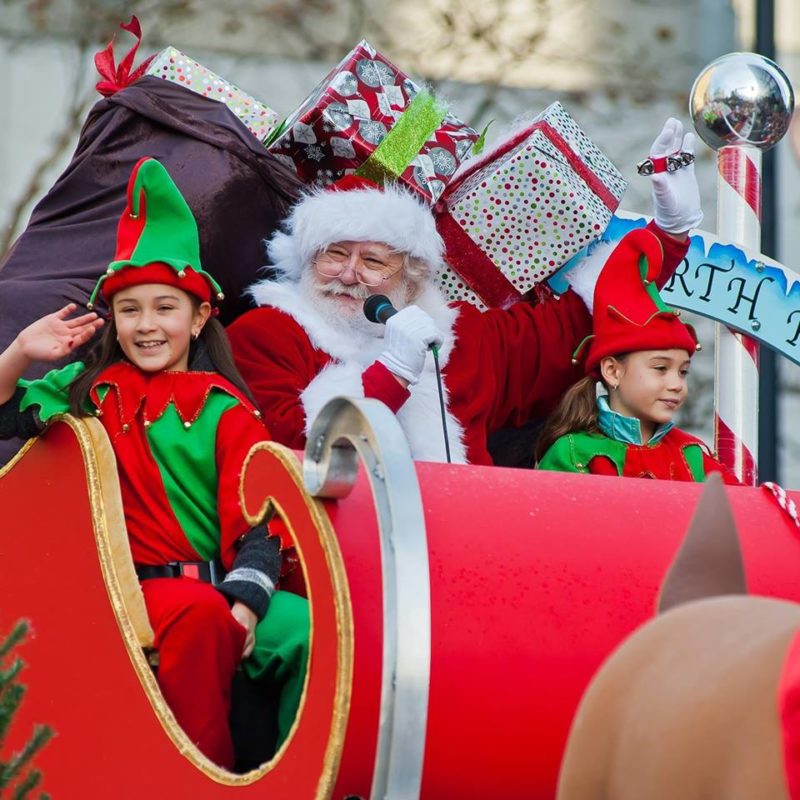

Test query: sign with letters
[553,212,800,367]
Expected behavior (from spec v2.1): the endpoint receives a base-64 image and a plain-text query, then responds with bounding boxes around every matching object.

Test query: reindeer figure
[557,473,800,800]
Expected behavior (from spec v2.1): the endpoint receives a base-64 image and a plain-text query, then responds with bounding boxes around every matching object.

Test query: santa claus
[227,119,701,465]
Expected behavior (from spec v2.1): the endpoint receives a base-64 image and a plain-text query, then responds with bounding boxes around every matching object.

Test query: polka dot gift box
[267,39,479,204]
[434,102,627,310]
[146,47,279,144]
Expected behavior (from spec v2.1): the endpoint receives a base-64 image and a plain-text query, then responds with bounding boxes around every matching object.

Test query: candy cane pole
[690,53,794,485]
[714,146,761,484]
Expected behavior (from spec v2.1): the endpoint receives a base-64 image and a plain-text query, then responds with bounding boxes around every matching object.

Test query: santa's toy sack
[2,397,799,799]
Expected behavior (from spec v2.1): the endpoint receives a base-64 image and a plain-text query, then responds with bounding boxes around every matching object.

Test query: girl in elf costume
[536,228,739,484]
[0,157,309,770]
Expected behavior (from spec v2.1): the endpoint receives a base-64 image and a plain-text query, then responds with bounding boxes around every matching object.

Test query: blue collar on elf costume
[596,395,674,446]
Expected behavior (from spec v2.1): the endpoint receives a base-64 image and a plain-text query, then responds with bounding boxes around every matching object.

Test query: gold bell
[178,270,186,278]
[183,421,191,430]
[217,292,225,302]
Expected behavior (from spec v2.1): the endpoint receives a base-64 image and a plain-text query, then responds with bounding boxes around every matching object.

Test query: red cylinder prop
[2,420,799,798]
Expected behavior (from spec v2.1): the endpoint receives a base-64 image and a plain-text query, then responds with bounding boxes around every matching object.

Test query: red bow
[94,16,155,97]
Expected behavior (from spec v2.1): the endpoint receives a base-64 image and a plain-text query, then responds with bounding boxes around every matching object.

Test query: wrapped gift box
[147,47,279,143]
[267,40,479,203]
[434,102,628,310]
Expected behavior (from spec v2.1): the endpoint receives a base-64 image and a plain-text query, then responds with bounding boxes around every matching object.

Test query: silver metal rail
[304,397,431,800]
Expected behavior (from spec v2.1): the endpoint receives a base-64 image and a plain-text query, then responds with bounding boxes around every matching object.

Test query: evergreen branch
[0,726,54,790]
[0,684,26,745]
[0,661,24,686]
[0,625,27,662]
[10,766,41,799]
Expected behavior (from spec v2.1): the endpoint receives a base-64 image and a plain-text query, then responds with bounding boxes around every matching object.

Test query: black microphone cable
[430,343,452,464]
[364,295,452,464]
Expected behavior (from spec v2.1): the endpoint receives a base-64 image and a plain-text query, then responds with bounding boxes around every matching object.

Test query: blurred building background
[1,0,798,483]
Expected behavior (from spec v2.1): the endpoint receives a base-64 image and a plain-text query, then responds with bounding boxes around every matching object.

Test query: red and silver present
[435,102,627,309]
[147,47,280,143]
[267,40,479,204]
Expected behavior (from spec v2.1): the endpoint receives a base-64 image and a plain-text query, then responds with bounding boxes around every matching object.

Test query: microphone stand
[430,345,452,464]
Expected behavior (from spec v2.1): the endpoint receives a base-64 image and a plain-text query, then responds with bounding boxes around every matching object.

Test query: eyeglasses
[636,151,695,176]
[315,245,404,287]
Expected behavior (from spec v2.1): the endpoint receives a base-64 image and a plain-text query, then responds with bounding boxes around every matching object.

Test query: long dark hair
[67,304,257,416]
[535,376,600,463]
[535,354,631,463]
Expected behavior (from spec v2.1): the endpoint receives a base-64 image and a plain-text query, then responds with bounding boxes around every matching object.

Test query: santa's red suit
[227,221,687,466]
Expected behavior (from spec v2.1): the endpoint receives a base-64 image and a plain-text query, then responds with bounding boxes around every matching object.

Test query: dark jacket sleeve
[0,387,45,441]
[216,524,282,620]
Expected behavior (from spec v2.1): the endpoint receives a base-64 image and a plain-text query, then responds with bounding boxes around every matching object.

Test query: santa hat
[266,175,445,281]
[576,228,700,377]
[87,157,224,309]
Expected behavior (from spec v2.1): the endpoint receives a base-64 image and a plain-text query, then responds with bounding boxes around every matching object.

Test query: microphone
[363,294,397,325]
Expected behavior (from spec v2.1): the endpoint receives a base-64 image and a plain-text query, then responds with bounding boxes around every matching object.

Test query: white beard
[298,269,414,339]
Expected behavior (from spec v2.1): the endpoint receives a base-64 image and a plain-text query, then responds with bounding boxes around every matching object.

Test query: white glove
[376,306,444,385]
[649,118,703,235]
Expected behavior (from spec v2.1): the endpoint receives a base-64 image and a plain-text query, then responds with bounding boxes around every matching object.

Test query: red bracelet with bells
[636,151,695,176]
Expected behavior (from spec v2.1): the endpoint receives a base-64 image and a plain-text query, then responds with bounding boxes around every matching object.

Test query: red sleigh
[2,396,800,798]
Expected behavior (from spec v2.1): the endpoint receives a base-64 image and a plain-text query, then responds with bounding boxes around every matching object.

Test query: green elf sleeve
[538,431,628,475]
[18,361,87,423]
[538,434,589,473]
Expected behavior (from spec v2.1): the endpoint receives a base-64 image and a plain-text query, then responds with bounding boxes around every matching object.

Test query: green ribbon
[472,120,493,156]
[356,90,447,185]
[264,117,288,148]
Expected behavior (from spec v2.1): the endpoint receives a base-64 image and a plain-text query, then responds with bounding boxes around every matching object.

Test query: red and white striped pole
[714,146,761,485]
[691,53,794,486]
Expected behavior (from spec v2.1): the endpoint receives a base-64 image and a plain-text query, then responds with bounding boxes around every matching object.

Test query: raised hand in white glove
[649,118,703,235]
[376,305,444,386]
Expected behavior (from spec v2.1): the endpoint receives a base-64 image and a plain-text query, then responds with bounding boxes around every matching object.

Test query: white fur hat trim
[266,182,445,281]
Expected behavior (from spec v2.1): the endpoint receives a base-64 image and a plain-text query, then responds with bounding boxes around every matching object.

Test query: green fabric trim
[18,361,88,422]
[682,442,706,482]
[147,389,240,562]
[640,252,677,316]
[538,431,627,475]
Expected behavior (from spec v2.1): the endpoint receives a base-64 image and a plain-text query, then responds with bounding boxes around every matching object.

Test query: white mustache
[317,281,370,300]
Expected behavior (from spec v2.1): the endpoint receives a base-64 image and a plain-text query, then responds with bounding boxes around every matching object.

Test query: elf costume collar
[87,157,224,309]
[89,361,260,429]
[596,394,674,446]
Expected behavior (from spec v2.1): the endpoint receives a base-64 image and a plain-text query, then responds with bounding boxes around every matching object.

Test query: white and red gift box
[146,47,280,143]
[267,40,479,204]
[434,102,627,309]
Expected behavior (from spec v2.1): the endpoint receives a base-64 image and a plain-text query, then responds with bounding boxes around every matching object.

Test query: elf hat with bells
[573,227,701,378]
[87,157,224,310]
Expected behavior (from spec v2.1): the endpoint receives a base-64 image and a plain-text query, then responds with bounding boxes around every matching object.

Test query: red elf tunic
[538,398,740,485]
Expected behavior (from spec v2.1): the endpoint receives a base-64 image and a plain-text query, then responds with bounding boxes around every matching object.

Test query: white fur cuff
[562,240,615,313]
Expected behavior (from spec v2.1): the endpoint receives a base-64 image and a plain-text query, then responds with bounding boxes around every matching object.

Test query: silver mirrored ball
[690,52,794,151]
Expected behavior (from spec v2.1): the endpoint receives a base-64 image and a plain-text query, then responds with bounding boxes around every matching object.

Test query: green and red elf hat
[573,228,700,377]
[87,157,224,310]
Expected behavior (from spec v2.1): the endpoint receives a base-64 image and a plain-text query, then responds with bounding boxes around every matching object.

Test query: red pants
[141,577,246,769]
